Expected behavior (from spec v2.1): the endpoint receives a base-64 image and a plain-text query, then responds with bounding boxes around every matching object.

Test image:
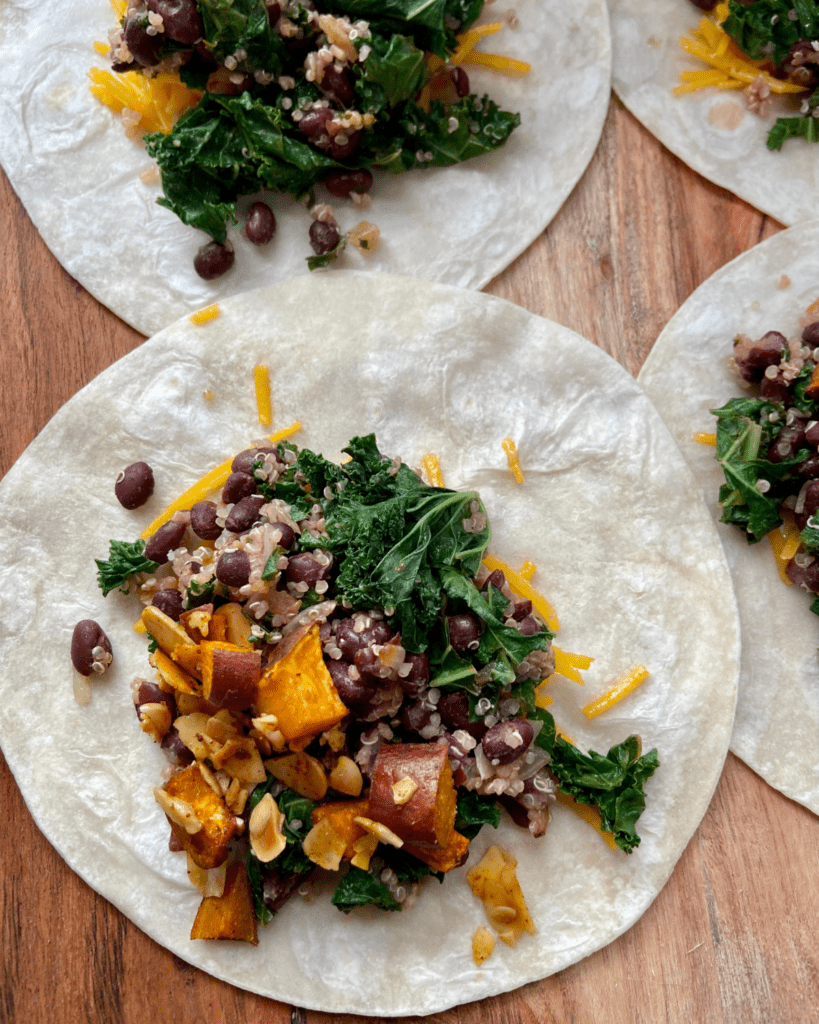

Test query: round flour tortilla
[609,0,819,226]
[0,0,609,337]
[639,222,819,815]
[0,275,737,1015]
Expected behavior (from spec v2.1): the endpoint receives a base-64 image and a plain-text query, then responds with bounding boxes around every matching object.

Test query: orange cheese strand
[462,51,531,74]
[254,365,272,427]
[553,724,575,746]
[421,452,445,488]
[502,437,525,484]
[482,553,559,632]
[533,687,553,709]
[693,432,717,446]
[552,645,594,686]
[582,665,650,720]
[554,790,618,850]
[189,304,220,325]
[518,559,536,582]
[88,67,202,134]
[768,517,801,586]
[133,619,148,634]
[449,22,504,66]
[141,422,302,539]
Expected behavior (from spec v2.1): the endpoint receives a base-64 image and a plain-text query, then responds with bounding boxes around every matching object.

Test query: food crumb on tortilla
[190,304,221,325]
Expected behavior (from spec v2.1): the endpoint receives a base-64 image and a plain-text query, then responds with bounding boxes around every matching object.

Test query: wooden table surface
[3,96,818,1024]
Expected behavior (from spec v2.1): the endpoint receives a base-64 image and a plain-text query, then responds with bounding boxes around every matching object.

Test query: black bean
[271,522,296,550]
[299,108,333,141]
[123,12,162,66]
[400,651,431,696]
[438,690,470,731]
[263,867,308,915]
[451,66,470,98]
[189,500,222,540]
[335,618,393,660]
[309,220,341,255]
[221,471,257,505]
[319,65,355,107]
[216,549,251,588]
[327,129,361,161]
[733,331,787,384]
[151,589,184,621]
[135,679,176,716]
[144,520,186,564]
[807,421,819,448]
[767,421,807,464]
[231,445,280,474]
[327,659,377,706]
[518,615,540,636]
[511,599,532,621]
[481,719,534,765]
[804,323,819,347]
[115,461,154,509]
[448,612,482,652]
[225,495,265,533]
[687,0,717,9]
[161,728,194,767]
[194,240,234,280]
[147,0,203,44]
[401,699,435,736]
[324,169,373,198]
[484,569,506,592]
[798,453,819,479]
[286,552,331,587]
[246,202,277,245]
[759,373,790,404]
[71,620,112,676]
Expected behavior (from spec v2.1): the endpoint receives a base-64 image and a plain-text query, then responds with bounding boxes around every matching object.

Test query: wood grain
[3,97,819,1024]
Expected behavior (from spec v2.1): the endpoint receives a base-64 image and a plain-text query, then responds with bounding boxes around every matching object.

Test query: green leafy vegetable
[95,540,158,596]
[331,867,403,912]
[723,0,817,65]
[455,790,500,840]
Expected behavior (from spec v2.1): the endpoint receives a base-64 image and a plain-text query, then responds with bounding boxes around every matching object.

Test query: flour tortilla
[610,0,819,226]
[0,0,609,337]
[639,222,819,815]
[0,275,737,1014]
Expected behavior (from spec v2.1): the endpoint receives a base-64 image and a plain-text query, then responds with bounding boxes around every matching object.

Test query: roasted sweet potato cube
[806,363,819,400]
[163,764,239,869]
[404,830,470,873]
[311,798,370,859]
[190,862,258,945]
[200,641,260,710]
[255,625,348,741]
[214,602,254,649]
[368,743,457,848]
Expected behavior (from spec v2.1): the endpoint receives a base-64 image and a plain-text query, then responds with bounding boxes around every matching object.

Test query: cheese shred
[254,365,272,427]
[582,665,650,720]
[189,304,221,325]
[502,437,525,483]
[554,790,618,850]
[421,452,445,488]
[482,553,559,631]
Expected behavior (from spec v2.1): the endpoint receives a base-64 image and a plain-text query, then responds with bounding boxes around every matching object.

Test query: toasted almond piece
[328,755,363,797]
[391,775,418,805]
[138,702,172,742]
[302,817,348,871]
[266,751,328,801]
[353,816,404,849]
[249,793,287,863]
[174,712,211,760]
[142,605,197,657]
[154,788,202,835]
[350,832,380,871]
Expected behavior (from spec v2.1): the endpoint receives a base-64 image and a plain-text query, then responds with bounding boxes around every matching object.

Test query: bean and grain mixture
[90,435,657,945]
[712,306,819,606]
[95,0,522,277]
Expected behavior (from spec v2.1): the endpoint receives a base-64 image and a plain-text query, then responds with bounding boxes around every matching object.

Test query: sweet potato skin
[200,641,260,710]
[163,763,239,869]
[190,862,258,944]
[368,743,457,848]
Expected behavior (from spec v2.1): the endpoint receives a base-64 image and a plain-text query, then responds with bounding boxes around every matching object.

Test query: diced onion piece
[501,437,524,484]
[421,452,445,488]
[254,365,272,426]
[582,665,650,720]
[189,304,220,325]
[552,645,594,685]
[554,790,618,850]
[693,432,717,446]
[482,553,559,631]
[141,422,302,538]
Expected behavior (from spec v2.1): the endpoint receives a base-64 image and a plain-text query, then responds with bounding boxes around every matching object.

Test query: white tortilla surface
[639,222,819,814]
[610,0,819,226]
[0,0,609,337]
[0,275,737,1014]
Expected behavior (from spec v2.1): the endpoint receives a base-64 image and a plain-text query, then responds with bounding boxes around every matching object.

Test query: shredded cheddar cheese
[189,304,221,325]
[518,559,536,582]
[133,619,148,634]
[694,432,717,446]
[482,553,560,632]
[676,7,807,97]
[88,67,202,134]
[768,516,801,586]
[551,646,594,686]
[554,790,618,851]
[421,452,445,488]
[502,437,525,484]
[582,665,650,720]
[254,365,272,427]
[141,421,302,539]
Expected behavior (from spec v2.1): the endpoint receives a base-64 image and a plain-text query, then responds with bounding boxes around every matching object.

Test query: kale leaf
[768,114,819,151]
[331,866,403,912]
[455,789,500,840]
[723,0,818,65]
[96,539,159,596]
